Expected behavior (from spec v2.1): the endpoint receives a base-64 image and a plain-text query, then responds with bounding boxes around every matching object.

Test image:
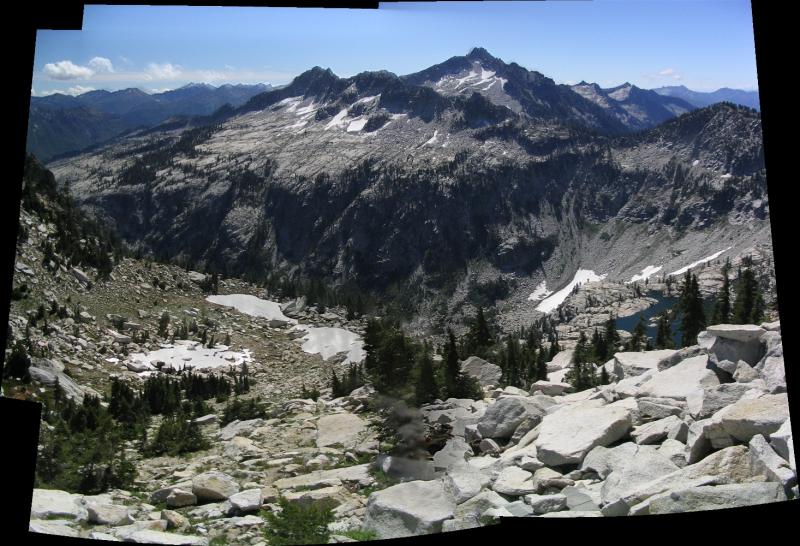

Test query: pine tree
[711,260,732,324]
[415,347,439,406]
[466,307,493,358]
[628,315,648,351]
[536,347,548,381]
[603,316,621,360]
[443,328,461,396]
[679,271,705,347]
[503,335,521,388]
[655,312,675,349]
[732,266,765,324]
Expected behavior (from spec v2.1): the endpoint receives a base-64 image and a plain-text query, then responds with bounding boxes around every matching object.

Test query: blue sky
[31,1,759,97]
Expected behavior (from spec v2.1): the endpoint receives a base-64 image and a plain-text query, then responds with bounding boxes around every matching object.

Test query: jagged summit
[465,46,501,63]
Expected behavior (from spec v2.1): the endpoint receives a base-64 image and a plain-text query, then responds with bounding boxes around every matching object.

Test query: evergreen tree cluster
[37,387,136,494]
[358,318,482,408]
[330,363,367,398]
[220,397,269,426]
[677,270,705,347]
[22,155,124,280]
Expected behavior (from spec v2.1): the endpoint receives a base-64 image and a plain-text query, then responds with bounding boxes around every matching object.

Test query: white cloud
[644,68,683,82]
[43,60,94,80]
[88,57,114,73]
[145,87,173,94]
[64,85,95,96]
[144,62,182,80]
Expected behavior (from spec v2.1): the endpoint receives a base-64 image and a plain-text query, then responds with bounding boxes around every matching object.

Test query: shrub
[262,497,335,546]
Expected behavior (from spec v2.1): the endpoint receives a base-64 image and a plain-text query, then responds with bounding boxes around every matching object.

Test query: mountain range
[41,48,769,332]
[653,85,760,111]
[27,83,272,161]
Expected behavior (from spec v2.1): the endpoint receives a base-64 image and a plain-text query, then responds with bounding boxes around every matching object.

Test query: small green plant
[262,497,335,546]
[339,529,379,542]
[209,535,229,546]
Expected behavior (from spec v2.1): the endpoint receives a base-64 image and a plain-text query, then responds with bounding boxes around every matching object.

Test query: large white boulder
[442,462,491,504]
[770,418,795,471]
[630,415,687,444]
[646,482,787,514]
[316,413,368,449]
[192,471,240,502]
[636,355,719,401]
[476,395,548,439]
[227,488,263,514]
[535,399,634,466]
[748,434,796,491]
[705,324,766,343]
[685,382,765,419]
[363,480,456,539]
[599,444,680,506]
[613,350,677,379]
[30,489,88,521]
[432,437,473,472]
[491,466,538,496]
[706,393,790,444]
[460,356,502,387]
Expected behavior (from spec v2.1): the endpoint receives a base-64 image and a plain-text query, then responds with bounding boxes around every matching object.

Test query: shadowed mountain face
[41,50,768,317]
[27,83,271,161]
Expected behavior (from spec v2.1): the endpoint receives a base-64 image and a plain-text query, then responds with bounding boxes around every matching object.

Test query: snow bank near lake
[535,269,606,313]
[293,325,366,365]
[128,340,253,373]
[628,265,663,283]
[669,247,732,277]
[206,294,297,324]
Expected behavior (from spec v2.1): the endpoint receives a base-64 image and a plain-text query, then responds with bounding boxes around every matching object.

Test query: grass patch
[339,529,379,542]
[209,536,229,546]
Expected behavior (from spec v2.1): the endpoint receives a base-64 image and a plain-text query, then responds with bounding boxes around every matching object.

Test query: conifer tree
[655,312,675,349]
[711,260,732,324]
[628,315,648,351]
[732,266,764,324]
[603,315,621,359]
[536,347,548,381]
[466,307,493,358]
[679,271,705,346]
[415,346,439,406]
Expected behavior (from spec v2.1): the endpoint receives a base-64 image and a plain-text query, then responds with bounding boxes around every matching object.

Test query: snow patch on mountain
[206,294,298,324]
[346,118,368,132]
[669,247,732,276]
[424,130,439,146]
[527,280,553,302]
[535,269,606,313]
[628,265,663,283]
[128,340,254,373]
[292,325,365,364]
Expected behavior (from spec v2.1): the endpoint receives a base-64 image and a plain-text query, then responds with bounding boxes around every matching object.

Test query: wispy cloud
[43,60,94,80]
[643,67,683,82]
[144,62,182,80]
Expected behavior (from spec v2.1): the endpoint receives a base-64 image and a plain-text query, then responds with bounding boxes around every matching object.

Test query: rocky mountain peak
[466,46,500,63]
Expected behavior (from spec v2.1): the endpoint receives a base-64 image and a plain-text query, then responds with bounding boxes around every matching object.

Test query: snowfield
[628,265,663,283]
[669,247,732,276]
[535,269,606,313]
[293,325,366,364]
[527,280,554,302]
[204,294,365,364]
[206,294,297,324]
[128,341,253,373]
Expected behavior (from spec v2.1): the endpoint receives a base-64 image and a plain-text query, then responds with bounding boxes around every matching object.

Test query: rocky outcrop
[461,356,502,387]
[363,480,456,539]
